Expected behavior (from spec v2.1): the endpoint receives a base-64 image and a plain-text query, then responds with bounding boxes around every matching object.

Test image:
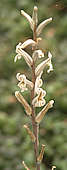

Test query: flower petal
[20,39,36,49]
[14,54,22,62]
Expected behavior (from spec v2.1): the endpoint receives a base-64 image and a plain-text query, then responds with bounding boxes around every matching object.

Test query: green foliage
[0,0,67,169]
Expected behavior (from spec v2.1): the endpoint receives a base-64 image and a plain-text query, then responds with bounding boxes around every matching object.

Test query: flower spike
[21,10,34,31]
[35,100,54,123]
[36,17,52,36]
[15,91,32,115]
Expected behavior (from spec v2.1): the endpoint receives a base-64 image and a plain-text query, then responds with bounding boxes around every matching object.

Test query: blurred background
[0,0,67,169]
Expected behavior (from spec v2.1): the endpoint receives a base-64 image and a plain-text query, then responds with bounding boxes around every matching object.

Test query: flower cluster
[14,6,55,170]
[15,4,54,131]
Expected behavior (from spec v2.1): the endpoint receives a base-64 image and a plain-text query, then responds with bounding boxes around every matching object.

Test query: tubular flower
[32,88,46,107]
[15,43,33,68]
[16,73,33,92]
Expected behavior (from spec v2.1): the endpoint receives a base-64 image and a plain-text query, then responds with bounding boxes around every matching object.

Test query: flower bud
[21,10,33,31]
[36,17,52,36]
[32,6,38,26]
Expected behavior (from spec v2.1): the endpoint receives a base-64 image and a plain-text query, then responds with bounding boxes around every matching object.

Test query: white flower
[36,17,52,36]
[47,51,53,73]
[32,88,46,107]
[16,73,27,92]
[16,73,34,92]
[15,43,33,68]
